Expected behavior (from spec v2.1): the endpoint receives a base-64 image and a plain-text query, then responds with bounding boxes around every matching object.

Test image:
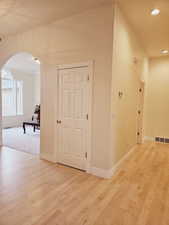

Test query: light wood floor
[0,143,169,225]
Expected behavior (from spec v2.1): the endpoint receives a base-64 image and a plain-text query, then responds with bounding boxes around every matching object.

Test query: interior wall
[0,4,114,170]
[111,4,148,165]
[144,56,169,139]
[34,73,40,105]
[2,68,39,128]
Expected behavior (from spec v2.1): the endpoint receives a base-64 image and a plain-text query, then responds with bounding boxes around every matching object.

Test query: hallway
[0,143,169,225]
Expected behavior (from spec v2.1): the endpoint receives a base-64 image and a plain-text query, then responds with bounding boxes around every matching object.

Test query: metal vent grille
[155,137,169,143]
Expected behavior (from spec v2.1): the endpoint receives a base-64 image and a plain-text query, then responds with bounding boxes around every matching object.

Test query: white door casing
[57,62,92,171]
[137,82,145,144]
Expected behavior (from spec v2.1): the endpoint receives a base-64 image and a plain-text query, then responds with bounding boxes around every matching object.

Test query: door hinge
[86,114,89,120]
[87,75,90,81]
[85,152,87,159]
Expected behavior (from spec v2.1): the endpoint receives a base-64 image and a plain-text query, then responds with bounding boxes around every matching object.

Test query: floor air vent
[155,137,169,143]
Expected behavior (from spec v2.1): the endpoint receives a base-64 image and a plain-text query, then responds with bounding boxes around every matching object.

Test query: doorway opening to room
[1,52,41,155]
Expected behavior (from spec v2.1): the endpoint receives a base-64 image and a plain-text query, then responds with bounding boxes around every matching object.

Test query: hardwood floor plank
[0,143,169,225]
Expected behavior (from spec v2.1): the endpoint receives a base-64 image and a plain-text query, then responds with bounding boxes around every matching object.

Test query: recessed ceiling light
[151,8,160,16]
[161,49,169,54]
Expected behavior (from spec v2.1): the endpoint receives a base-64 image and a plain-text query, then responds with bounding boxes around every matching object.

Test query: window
[1,70,23,116]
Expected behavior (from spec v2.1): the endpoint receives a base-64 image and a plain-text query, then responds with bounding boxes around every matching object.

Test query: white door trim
[137,81,145,144]
[55,61,93,172]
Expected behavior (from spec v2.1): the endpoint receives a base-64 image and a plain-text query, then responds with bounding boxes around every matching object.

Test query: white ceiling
[3,52,40,75]
[118,0,169,57]
[0,0,168,58]
[0,0,111,37]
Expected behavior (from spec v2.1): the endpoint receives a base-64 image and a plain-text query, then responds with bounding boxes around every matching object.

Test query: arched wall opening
[0,52,41,155]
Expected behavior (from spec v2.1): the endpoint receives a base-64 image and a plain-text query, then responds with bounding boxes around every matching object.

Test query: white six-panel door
[57,66,89,170]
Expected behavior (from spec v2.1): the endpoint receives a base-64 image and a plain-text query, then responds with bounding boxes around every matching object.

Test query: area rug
[3,127,40,155]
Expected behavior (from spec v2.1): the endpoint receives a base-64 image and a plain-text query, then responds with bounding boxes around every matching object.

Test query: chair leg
[23,124,26,134]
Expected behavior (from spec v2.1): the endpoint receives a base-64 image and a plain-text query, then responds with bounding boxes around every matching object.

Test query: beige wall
[145,56,169,139]
[111,4,148,164]
[0,4,114,170]
[34,73,40,105]
[0,3,150,173]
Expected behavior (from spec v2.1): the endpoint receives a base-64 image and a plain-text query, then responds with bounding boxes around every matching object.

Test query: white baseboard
[90,145,137,179]
[109,145,137,177]
[144,136,154,141]
[89,167,113,179]
[41,146,137,179]
[40,152,57,163]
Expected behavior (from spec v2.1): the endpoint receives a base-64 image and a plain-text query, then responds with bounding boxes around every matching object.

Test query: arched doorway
[1,52,41,155]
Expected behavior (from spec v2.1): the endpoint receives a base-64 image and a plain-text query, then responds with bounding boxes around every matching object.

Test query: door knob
[57,120,61,124]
